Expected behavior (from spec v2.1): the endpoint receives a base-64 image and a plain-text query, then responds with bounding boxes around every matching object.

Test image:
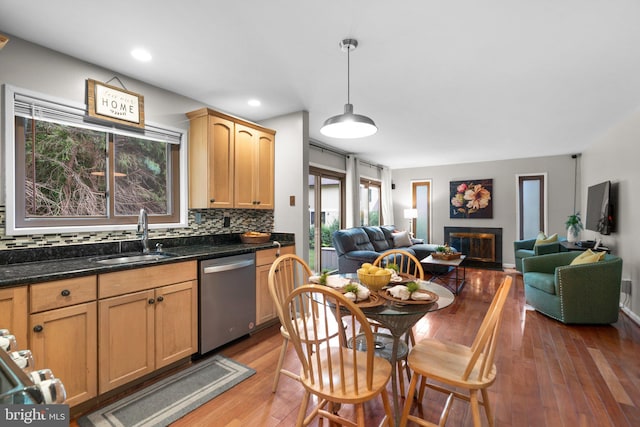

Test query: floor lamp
[404,209,418,238]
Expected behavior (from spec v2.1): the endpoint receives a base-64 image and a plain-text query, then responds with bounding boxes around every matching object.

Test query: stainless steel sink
[91,252,174,265]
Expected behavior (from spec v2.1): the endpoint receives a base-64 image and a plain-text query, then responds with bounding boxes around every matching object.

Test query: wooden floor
[72,268,640,426]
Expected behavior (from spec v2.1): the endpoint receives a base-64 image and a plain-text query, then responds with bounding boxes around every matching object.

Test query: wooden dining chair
[370,249,425,395]
[400,275,513,427]
[267,253,340,393]
[373,249,425,346]
[283,284,394,427]
[374,249,425,282]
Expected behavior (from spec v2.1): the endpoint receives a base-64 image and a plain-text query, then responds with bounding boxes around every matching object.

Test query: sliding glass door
[308,167,344,272]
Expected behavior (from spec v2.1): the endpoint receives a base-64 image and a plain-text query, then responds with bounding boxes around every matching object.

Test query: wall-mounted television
[585,180,614,235]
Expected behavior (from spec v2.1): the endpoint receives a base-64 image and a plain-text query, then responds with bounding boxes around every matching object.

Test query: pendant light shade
[321,39,377,139]
[321,103,377,138]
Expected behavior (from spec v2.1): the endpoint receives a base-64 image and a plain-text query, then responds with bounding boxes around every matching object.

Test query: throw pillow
[392,231,413,248]
[534,232,558,246]
[570,249,602,265]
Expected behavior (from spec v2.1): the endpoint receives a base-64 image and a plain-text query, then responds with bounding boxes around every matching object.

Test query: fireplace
[444,227,503,269]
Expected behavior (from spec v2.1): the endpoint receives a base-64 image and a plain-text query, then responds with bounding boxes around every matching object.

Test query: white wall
[391,155,576,267]
[0,35,301,248]
[261,111,309,261]
[581,109,640,321]
[0,37,201,130]
[0,36,208,206]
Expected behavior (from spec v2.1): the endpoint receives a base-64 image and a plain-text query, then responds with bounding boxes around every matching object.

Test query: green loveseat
[522,251,623,324]
[513,237,566,273]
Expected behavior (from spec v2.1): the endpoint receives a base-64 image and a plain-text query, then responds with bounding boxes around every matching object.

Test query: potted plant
[565,212,583,243]
[433,244,461,260]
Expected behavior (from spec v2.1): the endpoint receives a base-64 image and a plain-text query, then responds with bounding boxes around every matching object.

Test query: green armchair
[513,237,566,273]
[522,251,623,324]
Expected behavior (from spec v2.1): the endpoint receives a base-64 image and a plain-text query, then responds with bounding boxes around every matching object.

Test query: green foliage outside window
[21,118,170,218]
[23,119,107,216]
[309,218,340,249]
[369,211,379,226]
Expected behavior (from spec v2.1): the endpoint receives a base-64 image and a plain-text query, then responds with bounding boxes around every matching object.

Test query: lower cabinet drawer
[255,245,295,266]
[30,276,97,313]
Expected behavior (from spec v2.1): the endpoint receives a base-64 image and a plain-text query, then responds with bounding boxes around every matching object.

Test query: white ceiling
[2,0,640,169]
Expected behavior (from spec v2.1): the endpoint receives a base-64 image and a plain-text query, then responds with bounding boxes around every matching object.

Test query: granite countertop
[0,234,294,288]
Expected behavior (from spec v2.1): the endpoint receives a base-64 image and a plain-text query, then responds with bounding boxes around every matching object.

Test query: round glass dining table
[338,274,455,424]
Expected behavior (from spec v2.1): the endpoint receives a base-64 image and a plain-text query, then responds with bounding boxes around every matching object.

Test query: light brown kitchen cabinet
[28,276,98,407]
[255,245,296,325]
[98,261,197,393]
[187,110,235,209]
[0,286,28,349]
[98,289,154,392]
[234,124,275,210]
[154,280,198,368]
[187,107,275,209]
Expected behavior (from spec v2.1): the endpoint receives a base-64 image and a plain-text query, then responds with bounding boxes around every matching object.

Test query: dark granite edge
[0,233,295,288]
[0,232,295,265]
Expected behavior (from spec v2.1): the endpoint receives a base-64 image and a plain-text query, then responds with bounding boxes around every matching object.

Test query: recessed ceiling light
[248,99,261,107]
[131,48,152,62]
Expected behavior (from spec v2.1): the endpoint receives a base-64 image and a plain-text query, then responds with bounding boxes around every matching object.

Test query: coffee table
[421,254,466,294]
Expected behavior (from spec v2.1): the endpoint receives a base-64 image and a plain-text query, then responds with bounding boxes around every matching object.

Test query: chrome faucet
[137,208,149,253]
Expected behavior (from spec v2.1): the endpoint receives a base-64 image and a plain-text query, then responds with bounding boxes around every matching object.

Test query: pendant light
[321,38,377,139]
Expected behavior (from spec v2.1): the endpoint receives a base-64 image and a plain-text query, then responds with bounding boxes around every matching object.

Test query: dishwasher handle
[203,259,255,274]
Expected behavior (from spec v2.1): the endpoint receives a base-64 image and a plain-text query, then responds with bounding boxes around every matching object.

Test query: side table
[421,254,466,294]
[560,241,611,253]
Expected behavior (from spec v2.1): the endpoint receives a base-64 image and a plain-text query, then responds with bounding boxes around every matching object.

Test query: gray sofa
[331,225,450,274]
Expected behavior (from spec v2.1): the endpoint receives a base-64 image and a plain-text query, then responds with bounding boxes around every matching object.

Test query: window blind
[14,93,182,145]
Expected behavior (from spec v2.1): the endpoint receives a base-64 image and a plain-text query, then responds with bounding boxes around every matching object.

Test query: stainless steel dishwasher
[198,253,256,355]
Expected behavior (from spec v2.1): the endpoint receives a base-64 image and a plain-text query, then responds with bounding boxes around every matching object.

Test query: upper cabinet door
[187,108,275,210]
[253,131,274,210]
[234,124,257,209]
[188,114,235,209]
[234,124,275,210]
[207,116,235,208]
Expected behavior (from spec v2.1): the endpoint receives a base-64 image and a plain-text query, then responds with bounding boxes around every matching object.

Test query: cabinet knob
[148,298,155,305]
[210,198,215,203]
[157,296,164,302]
[61,289,71,297]
[256,201,261,205]
[33,325,43,333]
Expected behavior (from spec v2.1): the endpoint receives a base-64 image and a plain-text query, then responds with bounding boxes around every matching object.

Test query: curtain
[381,166,394,226]
[345,155,360,228]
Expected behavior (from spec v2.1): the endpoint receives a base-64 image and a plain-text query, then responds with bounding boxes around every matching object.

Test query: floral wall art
[450,179,493,219]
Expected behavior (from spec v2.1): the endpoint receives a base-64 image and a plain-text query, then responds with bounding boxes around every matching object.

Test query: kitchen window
[3,85,187,235]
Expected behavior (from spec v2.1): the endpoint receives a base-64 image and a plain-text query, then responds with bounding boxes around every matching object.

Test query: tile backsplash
[0,206,274,250]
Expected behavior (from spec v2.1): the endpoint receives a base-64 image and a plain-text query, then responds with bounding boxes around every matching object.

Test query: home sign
[87,78,145,128]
